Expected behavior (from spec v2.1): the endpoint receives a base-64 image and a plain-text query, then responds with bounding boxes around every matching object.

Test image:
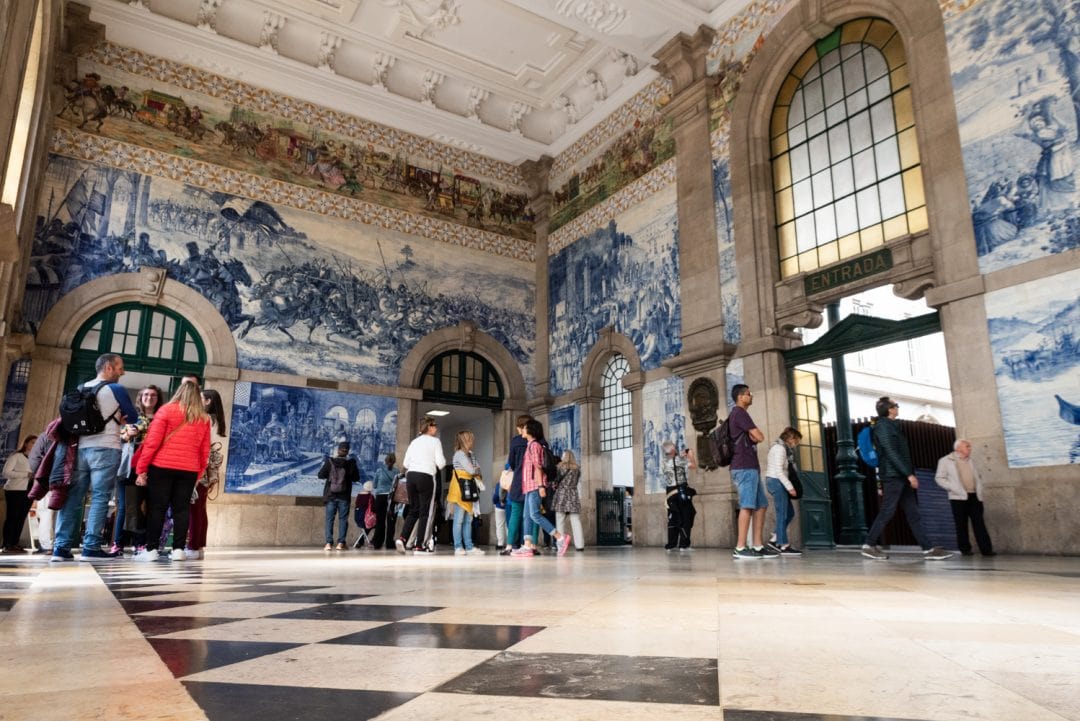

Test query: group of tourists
[0,353,226,561]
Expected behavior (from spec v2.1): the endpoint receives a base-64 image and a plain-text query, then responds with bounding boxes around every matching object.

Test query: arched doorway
[65,302,206,394]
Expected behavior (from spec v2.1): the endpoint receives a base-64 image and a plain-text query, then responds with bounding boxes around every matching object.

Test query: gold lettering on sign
[804,249,893,296]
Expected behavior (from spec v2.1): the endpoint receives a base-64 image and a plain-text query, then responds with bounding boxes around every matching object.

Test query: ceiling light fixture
[426,410,450,416]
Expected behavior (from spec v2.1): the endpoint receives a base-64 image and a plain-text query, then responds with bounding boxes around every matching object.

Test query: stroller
[352,482,377,549]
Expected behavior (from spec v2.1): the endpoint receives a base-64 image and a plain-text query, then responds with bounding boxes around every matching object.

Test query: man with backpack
[52,353,138,561]
[861,397,952,561]
[728,384,777,560]
[319,441,360,551]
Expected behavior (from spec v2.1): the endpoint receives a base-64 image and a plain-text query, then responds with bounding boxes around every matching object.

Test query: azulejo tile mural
[712,152,741,345]
[985,267,1080,468]
[947,0,1080,273]
[642,376,689,494]
[60,46,534,240]
[547,404,581,465]
[548,185,681,397]
[27,153,535,388]
[225,382,397,496]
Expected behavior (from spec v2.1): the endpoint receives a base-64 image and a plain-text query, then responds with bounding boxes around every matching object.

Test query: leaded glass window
[420,350,504,409]
[771,18,927,279]
[599,354,631,452]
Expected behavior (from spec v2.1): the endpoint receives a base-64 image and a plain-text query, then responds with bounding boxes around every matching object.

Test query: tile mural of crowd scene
[642,376,689,494]
[56,59,534,240]
[985,267,1080,467]
[547,404,581,465]
[947,0,1080,273]
[713,156,741,345]
[25,154,535,387]
[548,186,681,396]
[225,382,398,496]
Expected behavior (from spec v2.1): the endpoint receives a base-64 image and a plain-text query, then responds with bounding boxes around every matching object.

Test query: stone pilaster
[519,156,554,408]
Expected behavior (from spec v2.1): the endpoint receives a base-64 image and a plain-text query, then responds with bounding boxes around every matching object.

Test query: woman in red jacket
[133,380,210,562]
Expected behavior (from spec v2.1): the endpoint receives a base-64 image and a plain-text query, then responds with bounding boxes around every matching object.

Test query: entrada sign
[804,248,893,295]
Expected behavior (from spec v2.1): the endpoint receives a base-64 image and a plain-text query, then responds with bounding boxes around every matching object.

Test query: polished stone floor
[0,547,1077,721]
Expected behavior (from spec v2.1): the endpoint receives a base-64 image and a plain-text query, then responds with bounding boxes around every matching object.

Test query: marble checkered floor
[0,548,1077,721]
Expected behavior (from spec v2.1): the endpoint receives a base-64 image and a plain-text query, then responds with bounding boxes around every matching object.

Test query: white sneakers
[134,548,159,562]
[184,549,204,560]
[467,548,486,556]
[169,548,185,561]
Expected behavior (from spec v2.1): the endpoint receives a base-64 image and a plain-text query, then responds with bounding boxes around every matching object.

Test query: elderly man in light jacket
[934,439,995,557]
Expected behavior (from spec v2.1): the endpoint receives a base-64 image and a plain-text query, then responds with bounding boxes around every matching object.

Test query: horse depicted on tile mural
[54,65,534,240]
[948,0,1080,273]
[225,382,397,496]
[25,155,535,388]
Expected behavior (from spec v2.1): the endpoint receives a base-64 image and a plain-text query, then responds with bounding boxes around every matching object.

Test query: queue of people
[0,360,994,561]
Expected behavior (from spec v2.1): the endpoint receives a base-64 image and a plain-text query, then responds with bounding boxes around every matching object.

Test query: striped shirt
[522,440,545,495]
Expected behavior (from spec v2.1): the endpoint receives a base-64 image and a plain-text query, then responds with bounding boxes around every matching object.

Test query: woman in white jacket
[764,427,803,556]
[2,435,38,553]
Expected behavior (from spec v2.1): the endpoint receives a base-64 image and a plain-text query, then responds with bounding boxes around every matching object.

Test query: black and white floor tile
[0,549,1076,721]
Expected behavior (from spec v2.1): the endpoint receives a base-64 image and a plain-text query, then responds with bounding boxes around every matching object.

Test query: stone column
[519,156,554,405]
[653,26,740,547]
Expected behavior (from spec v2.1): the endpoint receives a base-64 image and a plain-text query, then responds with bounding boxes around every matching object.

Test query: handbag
[498,468,514,491]
[455,471,481,502]
[391,473,409,504]
[787,461,804,500]
[202,441,223,488]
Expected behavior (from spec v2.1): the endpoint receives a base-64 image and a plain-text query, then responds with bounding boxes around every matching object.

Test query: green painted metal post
[828,302,867,543]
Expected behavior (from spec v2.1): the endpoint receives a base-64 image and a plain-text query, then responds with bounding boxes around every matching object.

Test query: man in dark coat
[862,397,952,561]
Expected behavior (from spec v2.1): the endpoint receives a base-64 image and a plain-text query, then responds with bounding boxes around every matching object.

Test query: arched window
[599,353,631,452]
[66,303,206,389]
[420,350,504,409]
[771,18,926,279]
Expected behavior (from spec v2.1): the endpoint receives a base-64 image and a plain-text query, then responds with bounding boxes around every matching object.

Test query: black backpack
[708,417,736,468]
[328,461,348,494]
[58,381,117,437]
[540,441,560,485]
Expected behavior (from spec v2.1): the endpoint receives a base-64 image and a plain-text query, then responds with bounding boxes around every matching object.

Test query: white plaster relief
[466,85,490,122]
[420,69,445,106]
[509,101,530,136]
[384,0,462,38]
[372,52,396,90]
[555,0,628,34]
[258,11,286,54]
[317,32,343,72]
[196,0,222,33]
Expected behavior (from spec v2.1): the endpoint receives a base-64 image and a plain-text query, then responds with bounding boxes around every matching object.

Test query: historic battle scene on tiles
[225,382,396,496]
[547,187,681,396]
[712,156,741,345]
[948,0,1080,273]
[55,59,535,240]
[25,154,535,388]
[986,267,1080,467]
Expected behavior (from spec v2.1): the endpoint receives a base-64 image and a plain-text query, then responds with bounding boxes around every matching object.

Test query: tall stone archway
[395,321,529,476]
[727,0,991,465]
[22,268,239,441]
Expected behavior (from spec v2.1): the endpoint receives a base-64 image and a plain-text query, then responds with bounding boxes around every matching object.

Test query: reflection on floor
[0,548,1077,721]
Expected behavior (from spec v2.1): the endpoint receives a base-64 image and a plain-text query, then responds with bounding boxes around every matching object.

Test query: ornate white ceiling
[84,0,753,164]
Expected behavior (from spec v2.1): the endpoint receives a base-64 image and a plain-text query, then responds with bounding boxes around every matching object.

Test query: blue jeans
[325,497,349,544]
[523,490,556,543]
[55,447,121,552]
[766,477,795,546]
[452,504,474,550]
[112,479,127,546]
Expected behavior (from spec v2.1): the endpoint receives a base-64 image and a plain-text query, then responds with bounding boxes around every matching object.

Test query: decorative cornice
[51,127,536,263]
[548,158,676,254]
[80,42,528,188]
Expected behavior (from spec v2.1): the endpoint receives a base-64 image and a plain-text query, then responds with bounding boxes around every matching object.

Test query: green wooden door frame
[783,311,941,368]
[65,303,207,391]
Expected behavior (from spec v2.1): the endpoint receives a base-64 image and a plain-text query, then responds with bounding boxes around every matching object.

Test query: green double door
[790,369,833,547]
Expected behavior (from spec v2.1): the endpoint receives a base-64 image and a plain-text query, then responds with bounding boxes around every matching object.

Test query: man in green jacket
[861,397,952,561]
